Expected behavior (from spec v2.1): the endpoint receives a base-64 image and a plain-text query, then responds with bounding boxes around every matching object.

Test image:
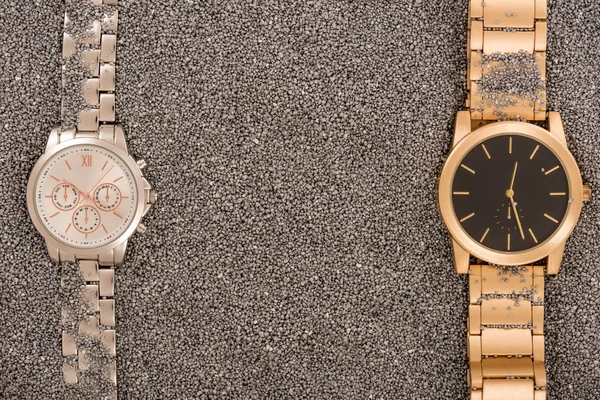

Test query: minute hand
[77,165,114,205]
[509,161,518,191]
[509,195,525,240]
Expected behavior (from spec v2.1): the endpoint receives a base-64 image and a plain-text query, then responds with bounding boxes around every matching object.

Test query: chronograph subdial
[94,184,122,211]
[494,202,524,233]
[51,183,79,211]
[72,205,101,235]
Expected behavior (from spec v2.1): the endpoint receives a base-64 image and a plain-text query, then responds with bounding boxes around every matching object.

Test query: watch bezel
[26,138,146,257]
[438,121,583,266]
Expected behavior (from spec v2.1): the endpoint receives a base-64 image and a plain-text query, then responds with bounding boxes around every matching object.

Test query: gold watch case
[438,118,583,267]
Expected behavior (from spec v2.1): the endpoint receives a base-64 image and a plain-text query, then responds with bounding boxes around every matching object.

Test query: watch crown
[136,159,147,170]
[136,223,147,234]
[583,184,591,202]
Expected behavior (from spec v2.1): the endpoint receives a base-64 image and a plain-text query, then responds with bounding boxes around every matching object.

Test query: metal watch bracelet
[466,1,548,399]
[60,1,120,398]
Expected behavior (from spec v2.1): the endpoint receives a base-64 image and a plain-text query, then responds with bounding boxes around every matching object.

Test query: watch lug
[453,111,472,148]
[114,124,128,154]
[99,241,127,266]
[46,128,60,152]
[46,241,60,263]
[547,112,568,146]
[142,177,156,217]
[546,240,566,275]
[113,240,127,266]
[452,239,470,274]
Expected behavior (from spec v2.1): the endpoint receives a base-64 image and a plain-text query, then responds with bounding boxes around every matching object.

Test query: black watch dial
[451,134,570,252]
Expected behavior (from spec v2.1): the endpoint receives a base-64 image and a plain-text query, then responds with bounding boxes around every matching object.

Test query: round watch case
[438,121,583,266]
[26,138,147,257]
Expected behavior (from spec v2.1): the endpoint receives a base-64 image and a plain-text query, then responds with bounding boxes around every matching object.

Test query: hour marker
[530,145,540,160]
[102,224,108,234]
[44,195,52,198]
[509,137,513,154]
[101,161,108,171]
[50,212,60,218]
[66,223,72,233]
[550,192,566,196]
[50,175,60,182]
[480,228,490,243]
[113,211,123,219]
[65,160,72,170]
[121,196,129,199]
[81,154,93,168]
[544,213,558,223]
[528,228,538,244]
[460,212,475,223]
[507,234,511,250]
[545,165,560,175]
[460,164,475,174]
[481,144,491,159]
[453,191,470,195]
[113,176,123,183]
[85,233,89,239]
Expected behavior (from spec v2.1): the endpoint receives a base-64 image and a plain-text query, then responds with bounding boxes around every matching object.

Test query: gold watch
[26,1,156,397]
[438,1,591,399]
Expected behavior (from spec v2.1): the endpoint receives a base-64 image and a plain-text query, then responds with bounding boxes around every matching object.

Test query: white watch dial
[33,144,138,249]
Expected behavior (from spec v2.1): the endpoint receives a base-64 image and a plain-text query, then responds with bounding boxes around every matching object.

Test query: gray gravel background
[1,1,599,399]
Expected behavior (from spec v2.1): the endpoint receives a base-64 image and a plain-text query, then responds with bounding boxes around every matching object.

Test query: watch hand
[509,196,525,240]
[105,187,110,202]
[509,161,518,192]
[86,165,114,200]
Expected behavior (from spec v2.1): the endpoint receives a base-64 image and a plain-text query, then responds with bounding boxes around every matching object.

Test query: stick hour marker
[453,191,469,195]
[481,144,491,159]
[65,160,72,170]
[530,145,540,160]
[102,224,108,234]
[507,233,511,250]
[113,176,123,183]
[480,228,490,243]
[66,223,72,233]
[509,137,513,154]
[460,164,475,174]
[460,212,475,223]
[44,195,52,198]
[545,165,560,175]
[544,213,559,223]
[528,228,538,244]
[101,161,108,171]
[113,211,123,219]
[550,192,566,196]
[50,175,60,182]
[50,212,60,218]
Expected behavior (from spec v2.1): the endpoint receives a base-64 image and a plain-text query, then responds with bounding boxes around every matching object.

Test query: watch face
[33,144,138,249]
[451,134,570,253]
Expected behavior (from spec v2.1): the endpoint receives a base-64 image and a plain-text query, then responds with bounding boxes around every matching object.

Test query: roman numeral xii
[82,155,92,167]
